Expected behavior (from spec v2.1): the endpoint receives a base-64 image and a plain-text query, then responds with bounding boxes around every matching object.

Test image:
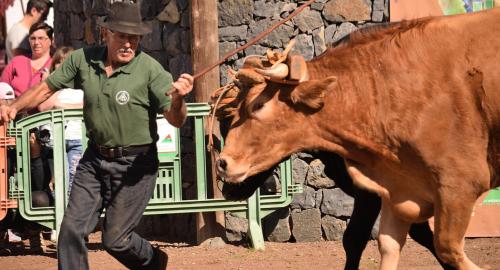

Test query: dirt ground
[0,233,499,270]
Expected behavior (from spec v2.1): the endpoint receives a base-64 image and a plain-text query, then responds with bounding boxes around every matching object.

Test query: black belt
[91,142,154,158]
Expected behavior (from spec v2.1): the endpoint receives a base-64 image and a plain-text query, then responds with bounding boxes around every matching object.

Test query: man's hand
[164,73,194,128]
[0,105,18,123]
[171,73,194,97]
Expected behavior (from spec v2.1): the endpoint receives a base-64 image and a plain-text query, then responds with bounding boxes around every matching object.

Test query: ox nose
[216,158,227,173]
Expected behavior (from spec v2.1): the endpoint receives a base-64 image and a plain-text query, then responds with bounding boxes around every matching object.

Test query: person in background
[1,22,54,254]
[5,0,52,62]
[0,82,52,254]
[0,82,15,105]
[1,21,53,194]
[39,46,83,197]
[0,2,193,269]
[0,83,21,255]
[2,22,53,98]
[38,46,82,243]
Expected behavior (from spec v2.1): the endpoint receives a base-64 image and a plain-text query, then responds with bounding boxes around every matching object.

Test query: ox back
[306,8,500,190]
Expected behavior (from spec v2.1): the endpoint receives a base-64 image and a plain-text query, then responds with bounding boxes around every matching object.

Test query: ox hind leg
[433,187,483,270]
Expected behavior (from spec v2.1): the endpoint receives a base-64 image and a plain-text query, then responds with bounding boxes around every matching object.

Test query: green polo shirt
[45,46,173,147]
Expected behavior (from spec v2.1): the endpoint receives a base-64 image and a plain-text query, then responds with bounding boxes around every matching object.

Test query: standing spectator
[38,46,83,196]
[5,0,52,62]
[1,23,53,253]
[1,22,53,193]
[1,22,53,98]
[0,2,193,269]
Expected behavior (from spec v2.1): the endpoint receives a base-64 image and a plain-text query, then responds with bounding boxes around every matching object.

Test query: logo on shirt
[116,90,130,105]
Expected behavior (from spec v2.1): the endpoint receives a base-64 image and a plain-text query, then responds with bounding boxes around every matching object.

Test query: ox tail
[346,165,391,200]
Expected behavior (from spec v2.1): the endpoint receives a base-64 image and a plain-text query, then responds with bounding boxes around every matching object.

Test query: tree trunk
[190,0,225,244]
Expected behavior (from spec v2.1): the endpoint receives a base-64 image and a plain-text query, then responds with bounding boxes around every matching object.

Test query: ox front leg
[378,202,411,270]
[433,190,483,270]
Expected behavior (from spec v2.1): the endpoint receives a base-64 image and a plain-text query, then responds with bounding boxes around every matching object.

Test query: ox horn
[254,63,289,80]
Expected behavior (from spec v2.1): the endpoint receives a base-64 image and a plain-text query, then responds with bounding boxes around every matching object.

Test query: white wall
[5,0,53,31]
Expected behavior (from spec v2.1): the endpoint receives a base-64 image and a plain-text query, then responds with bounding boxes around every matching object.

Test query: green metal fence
[6,103,301,250]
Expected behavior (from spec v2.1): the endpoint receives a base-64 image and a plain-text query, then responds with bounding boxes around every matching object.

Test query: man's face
[104,29,141,64]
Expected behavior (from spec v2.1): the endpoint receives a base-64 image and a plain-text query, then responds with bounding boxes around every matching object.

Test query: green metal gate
[5,103,301,250]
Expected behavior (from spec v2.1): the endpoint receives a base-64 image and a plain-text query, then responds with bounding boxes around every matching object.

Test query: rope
[207,82,234,154]
[208,82,236,184]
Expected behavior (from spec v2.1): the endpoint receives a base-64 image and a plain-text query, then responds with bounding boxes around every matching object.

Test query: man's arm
[163,92,187,128]
[163,73,193,128]
[0,81,54,122]
[37,91,59,112]
[38,90,83,111]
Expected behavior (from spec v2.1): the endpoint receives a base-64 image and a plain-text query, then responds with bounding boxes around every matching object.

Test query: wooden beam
[190,0,225,244]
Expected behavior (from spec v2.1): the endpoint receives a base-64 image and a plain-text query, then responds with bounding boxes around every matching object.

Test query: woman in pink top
[1,22,52,97]
[0,22,53,254]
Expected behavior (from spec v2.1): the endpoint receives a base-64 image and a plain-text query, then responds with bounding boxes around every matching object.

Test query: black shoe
[152,247,168,270]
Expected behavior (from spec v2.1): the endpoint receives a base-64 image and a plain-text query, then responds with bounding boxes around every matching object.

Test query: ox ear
[289,76,337,110]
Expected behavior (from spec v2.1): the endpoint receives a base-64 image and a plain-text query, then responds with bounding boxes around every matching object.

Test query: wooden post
[190,0,225,244]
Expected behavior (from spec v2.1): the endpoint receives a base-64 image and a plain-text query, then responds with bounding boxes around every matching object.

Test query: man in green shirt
[0,2,193,269]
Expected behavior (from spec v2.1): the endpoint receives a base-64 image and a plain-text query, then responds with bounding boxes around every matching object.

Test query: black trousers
[58,146,159,270]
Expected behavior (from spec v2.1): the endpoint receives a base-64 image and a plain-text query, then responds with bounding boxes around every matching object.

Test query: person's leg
[100,150,159,269]
[30,131,45,191]
[30,156,45,191]
[57,148,105,270]
[65,139,83,196]
[27,191,53,253]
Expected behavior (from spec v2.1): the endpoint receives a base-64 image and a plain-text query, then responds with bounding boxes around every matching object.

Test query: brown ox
[216,8,500,270]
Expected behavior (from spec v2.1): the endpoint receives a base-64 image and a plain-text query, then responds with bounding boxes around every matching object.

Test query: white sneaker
[7,229,21,243]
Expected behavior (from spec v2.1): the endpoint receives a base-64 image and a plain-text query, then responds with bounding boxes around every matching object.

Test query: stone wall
[53,0,389,243]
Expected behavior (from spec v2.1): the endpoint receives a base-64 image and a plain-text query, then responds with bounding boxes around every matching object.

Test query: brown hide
[220,8,500,189]
[218,8,500,268]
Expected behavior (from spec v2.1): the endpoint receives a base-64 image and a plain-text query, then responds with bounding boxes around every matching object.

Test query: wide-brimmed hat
[0,82,15,100]
[97,1,152,36]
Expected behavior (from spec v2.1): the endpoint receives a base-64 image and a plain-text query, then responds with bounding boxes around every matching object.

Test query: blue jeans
[57,146,159,270]
[65,139,82,195]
